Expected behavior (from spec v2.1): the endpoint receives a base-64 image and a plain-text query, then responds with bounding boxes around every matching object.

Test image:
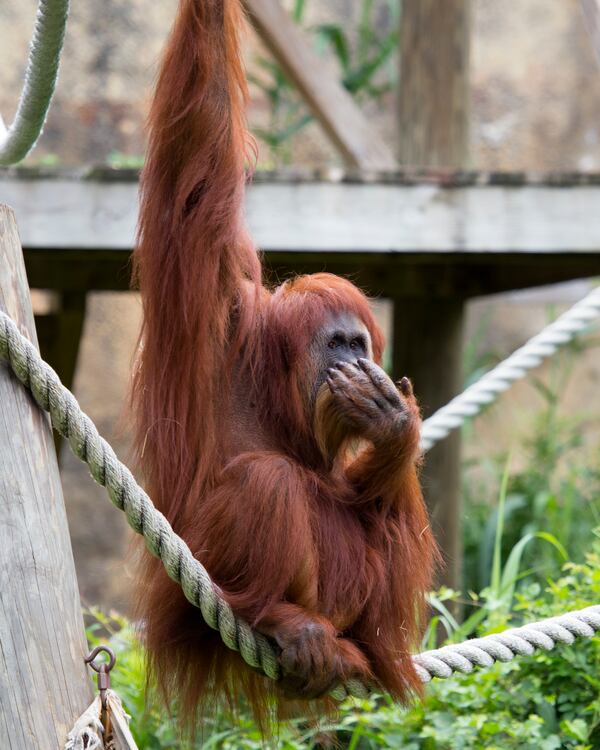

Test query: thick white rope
[420,285,600,451]
[415,606,600,682]
[0,0,69,166]
[1,309,599,697]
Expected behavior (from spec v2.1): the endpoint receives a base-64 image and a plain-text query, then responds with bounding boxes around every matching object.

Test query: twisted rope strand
[414,606,600,682]
[1,310,599,696]
[0,0,69,166]
[421,285,600,451]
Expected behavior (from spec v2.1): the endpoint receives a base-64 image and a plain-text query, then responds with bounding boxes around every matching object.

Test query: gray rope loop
[0,0,70,165]
[1,309,599,697]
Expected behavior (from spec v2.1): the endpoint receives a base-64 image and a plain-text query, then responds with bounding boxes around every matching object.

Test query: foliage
[250,0,399,164]
[86,531,600,749]
[462,335,600,596]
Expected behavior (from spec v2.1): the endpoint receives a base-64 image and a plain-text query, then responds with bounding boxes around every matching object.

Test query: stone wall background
[1,1,599,611]
[2,1,600,170]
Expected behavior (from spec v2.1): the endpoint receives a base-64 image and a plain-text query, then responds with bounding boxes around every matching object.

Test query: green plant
[429,457,567,646]
[86,531,600,749]
[462,335,600,596]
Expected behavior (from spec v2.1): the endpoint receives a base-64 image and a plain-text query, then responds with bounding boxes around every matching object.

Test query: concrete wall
[2,1,600,169]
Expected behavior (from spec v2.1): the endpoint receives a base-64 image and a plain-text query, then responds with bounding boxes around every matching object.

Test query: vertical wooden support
[0,205,92,747]
[393,298,464,589]
[36,291,87,457]
[398,0,471,168]
[395,1,471,589]
[35,291,87,394]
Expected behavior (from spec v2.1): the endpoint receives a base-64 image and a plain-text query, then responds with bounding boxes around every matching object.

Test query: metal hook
[85,645,116,673]
[85,646,116,709]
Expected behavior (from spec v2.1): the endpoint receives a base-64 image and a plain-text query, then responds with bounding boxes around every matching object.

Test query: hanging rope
[0,0,69,166]
[421,285,600,451]
[1,308,599,698]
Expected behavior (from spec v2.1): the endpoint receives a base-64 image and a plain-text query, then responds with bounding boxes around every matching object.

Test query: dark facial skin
[311,312,373,395]
[312,312,414,448]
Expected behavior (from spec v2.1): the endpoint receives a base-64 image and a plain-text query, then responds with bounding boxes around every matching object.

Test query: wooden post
[398,0,471,168]
[35,291,87,394]
[392,297,464,590]
[395,0,471,589]
[0,205,92,747]
[245,0,396,170]
[36,291,87,457]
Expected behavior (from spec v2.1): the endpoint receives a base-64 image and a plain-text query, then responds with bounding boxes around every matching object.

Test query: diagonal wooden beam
[244,0,396,170]
[580,0,600,66]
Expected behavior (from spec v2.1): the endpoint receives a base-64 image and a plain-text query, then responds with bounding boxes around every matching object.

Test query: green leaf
[498,532,568,614]
[292,0,306,23]
[491,455,512,595]
[343,31,398,93]
[313,24,350,72]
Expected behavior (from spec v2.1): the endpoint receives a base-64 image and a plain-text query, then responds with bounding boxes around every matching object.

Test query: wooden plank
[398,0,471,167]
[0,205,92,747]
[266,252,600,301]
[4,173,600,254]
[245,0,396,170]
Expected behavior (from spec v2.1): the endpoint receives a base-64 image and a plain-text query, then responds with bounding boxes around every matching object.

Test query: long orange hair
[132,0,437,731]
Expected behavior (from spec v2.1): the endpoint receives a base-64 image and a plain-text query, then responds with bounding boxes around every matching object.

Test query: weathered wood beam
[0,205,92,747]
[20,248,600,297]
[4,172,600,255]
[245,0,396,170]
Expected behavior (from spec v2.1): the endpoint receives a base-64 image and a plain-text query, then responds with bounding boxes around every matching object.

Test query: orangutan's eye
[328,339,337,349]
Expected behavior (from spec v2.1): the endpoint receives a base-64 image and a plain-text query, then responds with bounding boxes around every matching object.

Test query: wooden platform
[2,168,599,300]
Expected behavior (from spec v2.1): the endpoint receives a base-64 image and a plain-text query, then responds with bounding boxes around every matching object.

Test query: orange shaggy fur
[132,0,437,730]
